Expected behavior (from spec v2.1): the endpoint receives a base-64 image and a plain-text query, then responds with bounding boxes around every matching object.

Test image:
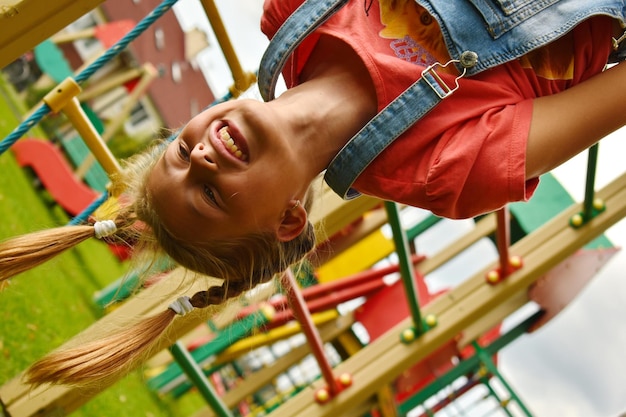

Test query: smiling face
[147,99,309,244]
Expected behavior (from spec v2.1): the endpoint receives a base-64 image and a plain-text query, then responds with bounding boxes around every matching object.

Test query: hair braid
[25,308,176,386]
[25,279,257,386]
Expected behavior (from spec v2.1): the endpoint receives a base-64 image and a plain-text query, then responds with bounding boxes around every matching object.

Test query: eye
[203,184,219,206]
[177,141,190,162]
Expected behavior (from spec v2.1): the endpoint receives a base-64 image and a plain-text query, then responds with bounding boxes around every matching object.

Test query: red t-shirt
[261,0,614,218]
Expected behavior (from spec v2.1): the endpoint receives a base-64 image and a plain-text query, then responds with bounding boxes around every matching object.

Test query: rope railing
[0,0,180,156]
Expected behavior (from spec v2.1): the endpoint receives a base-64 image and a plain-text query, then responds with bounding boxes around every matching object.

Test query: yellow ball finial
[486,270,500,284]
[259,303,276,320]
[315,388,330,404]
[425,314,437,328]
[593,198,605,211]
[401,328,416,343]
[339,373,353,387]
[571,213,583,227]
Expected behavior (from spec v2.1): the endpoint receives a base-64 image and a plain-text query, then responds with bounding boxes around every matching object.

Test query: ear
[276,201,308,242]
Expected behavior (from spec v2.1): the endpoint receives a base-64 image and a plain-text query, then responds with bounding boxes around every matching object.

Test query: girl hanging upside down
[1,0,626,385]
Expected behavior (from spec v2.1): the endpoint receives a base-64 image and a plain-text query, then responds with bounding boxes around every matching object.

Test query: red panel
[528,247,619,331]
[12,138,99,215]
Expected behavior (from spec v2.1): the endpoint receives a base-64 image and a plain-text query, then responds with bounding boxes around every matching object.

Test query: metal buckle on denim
[421,51,478,99]
[325,51,478,200]
[613,28,626,50]
[610,28,626,63]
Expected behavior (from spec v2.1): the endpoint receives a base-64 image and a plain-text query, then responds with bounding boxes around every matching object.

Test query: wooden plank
[0,0,105,69]
[268,171,626,417]
[309,180,381,243]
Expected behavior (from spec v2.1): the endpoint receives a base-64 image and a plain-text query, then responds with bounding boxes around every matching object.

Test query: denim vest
[258,0,626,200]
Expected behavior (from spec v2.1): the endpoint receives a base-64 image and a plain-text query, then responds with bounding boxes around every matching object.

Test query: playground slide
[11,138,100,216]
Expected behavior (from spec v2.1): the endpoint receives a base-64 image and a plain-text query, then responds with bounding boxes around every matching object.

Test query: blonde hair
[0,139,317,385]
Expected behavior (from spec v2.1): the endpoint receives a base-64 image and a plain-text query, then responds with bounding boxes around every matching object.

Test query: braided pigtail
[0,217,134,282]
[24,278,255,387]
[190,279,257,308]
[24,307,177,386]
[24,228,312,386]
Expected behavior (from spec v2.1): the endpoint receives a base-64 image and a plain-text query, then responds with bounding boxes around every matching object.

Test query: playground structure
[0,1,625,416]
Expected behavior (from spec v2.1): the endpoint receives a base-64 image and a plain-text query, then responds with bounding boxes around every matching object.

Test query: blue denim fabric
[258,0,350,101]
[324,57,477,199]
[258,0,626,200]
[419,0,626,75]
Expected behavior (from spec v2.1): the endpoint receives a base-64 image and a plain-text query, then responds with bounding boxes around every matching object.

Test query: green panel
[63,135,110,192]
[34,40,72,83]
[509,173,613,249]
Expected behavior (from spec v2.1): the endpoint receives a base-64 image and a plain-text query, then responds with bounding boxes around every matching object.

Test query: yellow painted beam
[78,67,147,103]
[313,206,389,274]
[267,171,626,417]
[317,211,496,283]
[336,330,399,417]
[215,310,339,363]
[0,0,105,69]
[198,0,256,96]
[76,63,158,179]
[317,229,393,283]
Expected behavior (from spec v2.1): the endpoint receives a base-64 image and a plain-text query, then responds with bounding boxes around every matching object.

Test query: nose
[189,143,217,176]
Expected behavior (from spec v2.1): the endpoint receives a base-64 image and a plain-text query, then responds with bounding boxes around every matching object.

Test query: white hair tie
[93,220,117,239]
[168,296,194,316]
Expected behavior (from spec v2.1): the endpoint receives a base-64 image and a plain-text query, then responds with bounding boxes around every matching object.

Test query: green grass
[0,74,206,416]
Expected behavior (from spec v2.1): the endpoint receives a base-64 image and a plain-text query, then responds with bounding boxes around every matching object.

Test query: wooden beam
[267,171,626,417]
[0,0,105,69]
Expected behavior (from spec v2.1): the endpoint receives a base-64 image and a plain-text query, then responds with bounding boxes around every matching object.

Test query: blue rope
[0,104,50,154]
[68,193,109,225]
[75,0,179,84]
[0,0,180,155]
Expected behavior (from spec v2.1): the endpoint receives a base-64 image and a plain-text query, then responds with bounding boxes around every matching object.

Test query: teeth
[219,127,246,161]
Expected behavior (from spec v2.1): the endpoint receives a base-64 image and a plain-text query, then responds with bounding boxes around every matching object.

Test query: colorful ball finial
[425,314,437,328]
[315,388,330,404]
[571,213,584,227]
[509,255,522,269]
[259,303,276,320]
[593,198,605,211]
[486,270,500,284]
[339,373,353,387]
[400,328,416,343]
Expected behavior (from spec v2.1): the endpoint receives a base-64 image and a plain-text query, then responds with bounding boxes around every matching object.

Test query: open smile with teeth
[219,126,247,161]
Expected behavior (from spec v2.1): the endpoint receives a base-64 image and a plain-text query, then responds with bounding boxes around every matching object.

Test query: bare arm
[526,60,626,179]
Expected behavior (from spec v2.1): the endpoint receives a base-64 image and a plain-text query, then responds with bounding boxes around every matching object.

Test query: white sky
[173,1,626,415]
